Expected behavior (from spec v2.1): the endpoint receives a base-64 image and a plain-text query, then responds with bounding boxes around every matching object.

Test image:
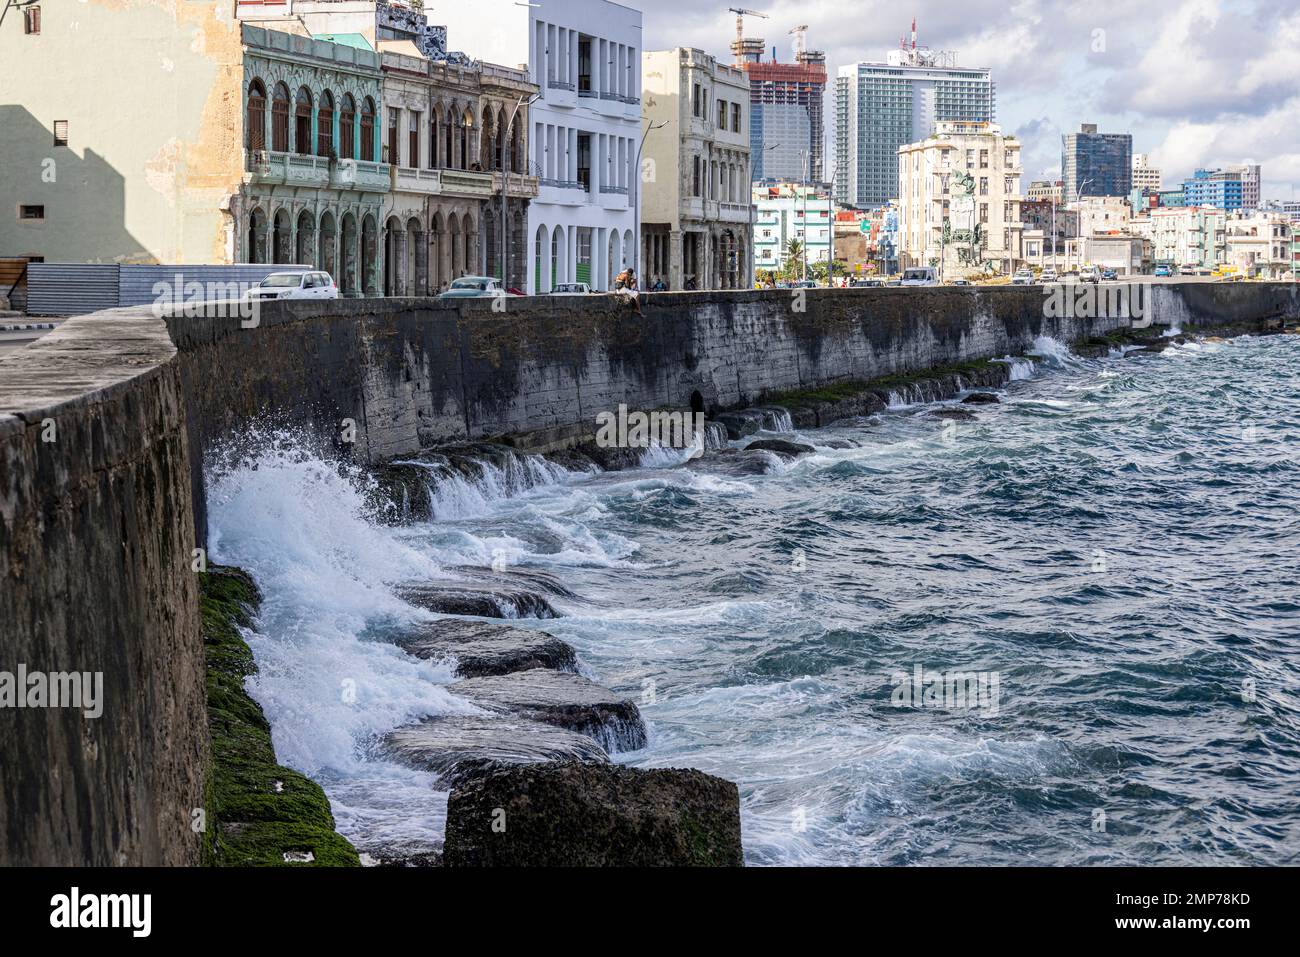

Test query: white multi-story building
[752,183,833,277]
[440,0,642,292]
[897,121,1022,276]
[641,48,752,290]
[1132,153,1161,191]
[835,23,995,208]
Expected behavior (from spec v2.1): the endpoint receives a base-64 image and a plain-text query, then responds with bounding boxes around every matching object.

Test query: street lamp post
[500,92,538,291]
[632,117,667,290]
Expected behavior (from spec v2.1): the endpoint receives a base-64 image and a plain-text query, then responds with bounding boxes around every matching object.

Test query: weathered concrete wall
[168,282,1299,460]
[0,311,207,866]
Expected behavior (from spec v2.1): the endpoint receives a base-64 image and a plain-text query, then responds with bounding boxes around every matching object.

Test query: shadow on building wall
[0,106,150,264]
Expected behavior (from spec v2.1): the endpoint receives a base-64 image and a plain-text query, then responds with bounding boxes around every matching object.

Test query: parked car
[1153,264,1173,277]
[1011,269,1035,285]
[900,267,938,286]
[438,276,504,298]
[548,282,592,295]
[948,278,973,286]
[1040,267,1059,283]
[851,278,884,287]
[1101,268,1118,281]
[1079,265,1101,283]
[791,279,818,289]
[247,270,337,301]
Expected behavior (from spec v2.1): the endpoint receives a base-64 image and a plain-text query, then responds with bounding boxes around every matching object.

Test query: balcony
[246,150,389,193]
[392,166,495,198]
[491,170,540,200]
[545,78,577,109]
[246,150,329,188]
[597,184,629,210]
[719,202,752,224]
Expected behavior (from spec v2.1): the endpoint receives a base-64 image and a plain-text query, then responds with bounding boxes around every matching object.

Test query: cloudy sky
[634,0,1300,199]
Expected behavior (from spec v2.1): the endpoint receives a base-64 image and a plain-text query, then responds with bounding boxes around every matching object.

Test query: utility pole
[801,148,809,281]
[501,92,538,291]
[632,117,667,289]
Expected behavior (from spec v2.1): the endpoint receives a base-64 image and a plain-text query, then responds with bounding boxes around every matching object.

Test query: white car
[1012,269,1034,285]
[1040,267,1059,283]
[548,282,592,295]
[900,267,938,286]
[248,271,338,300]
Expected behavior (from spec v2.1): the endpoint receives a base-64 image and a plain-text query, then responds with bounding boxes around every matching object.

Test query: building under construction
[731,16,826,185]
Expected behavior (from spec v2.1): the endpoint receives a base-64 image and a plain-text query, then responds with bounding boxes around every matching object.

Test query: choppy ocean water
[208,333,1300,865]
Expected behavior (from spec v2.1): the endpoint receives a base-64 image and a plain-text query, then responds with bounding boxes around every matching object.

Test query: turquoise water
[210,333,1300,865]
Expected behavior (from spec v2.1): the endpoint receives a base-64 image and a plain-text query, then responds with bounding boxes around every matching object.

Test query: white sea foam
[206,436,481,850]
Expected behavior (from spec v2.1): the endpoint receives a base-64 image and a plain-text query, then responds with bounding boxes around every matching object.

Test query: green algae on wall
[200,566,360,867]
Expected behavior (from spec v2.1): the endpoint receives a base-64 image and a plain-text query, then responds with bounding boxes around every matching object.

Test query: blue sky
[634,0,1300,199]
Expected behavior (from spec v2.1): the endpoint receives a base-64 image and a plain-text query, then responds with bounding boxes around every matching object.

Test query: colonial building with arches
[236,26,390,296]
[378,47,538,295]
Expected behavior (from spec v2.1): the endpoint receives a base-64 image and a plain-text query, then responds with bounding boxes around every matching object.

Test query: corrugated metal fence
[26,263,310,316]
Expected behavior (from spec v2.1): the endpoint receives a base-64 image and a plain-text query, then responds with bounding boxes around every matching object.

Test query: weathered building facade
[238,25,389,295]
[379,50,538,294]
[641,48,753,290]
[2,1,535,296]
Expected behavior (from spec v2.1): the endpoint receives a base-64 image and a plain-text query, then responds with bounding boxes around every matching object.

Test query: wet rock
[361,846,444,867]
[714,409,766,439]
[449,670,647,753]
[567,440,645,472]
[930,408,977,421]
[397,583,559,620]
[384,715,609,787]
[687,448,781,476]
[961,392,1000,404]
[443,762,743,867]
[817,438,860,450]
[446,565,581,601]
[744,438,816,457]
[395,619,578,677]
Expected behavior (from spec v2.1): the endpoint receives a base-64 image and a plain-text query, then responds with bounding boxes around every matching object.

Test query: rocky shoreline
[209,329,1286,868]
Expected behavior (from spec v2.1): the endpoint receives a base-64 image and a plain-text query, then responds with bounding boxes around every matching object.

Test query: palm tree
[782,239,804,281]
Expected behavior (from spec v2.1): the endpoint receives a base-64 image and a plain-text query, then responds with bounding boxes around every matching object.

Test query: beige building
[641,48,752,290]
[1224,213,1293,278]
[2,3,250,266]
[897,121,1023,276]
[1068,196,1132,238]
[1132,153,1162,191]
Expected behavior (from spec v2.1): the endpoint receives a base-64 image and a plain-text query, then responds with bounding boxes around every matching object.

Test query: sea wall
[168,280,1300,478]
[0,310,207,866]
[1,280,1296,864]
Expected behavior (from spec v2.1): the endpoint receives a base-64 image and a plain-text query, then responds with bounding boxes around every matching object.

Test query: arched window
[317,91,334,157]
[271,82,290,152]
[247,79,267,151]
[294,87,313,156]
[460,109,473,170]
[360,97,376,162]
[339,94,356,160]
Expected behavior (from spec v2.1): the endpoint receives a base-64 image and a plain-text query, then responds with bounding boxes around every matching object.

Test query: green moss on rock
[200,566,360,867]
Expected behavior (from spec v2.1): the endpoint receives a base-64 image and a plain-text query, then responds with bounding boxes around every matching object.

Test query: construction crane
[789,24,808,57]
[729,7,769,46]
